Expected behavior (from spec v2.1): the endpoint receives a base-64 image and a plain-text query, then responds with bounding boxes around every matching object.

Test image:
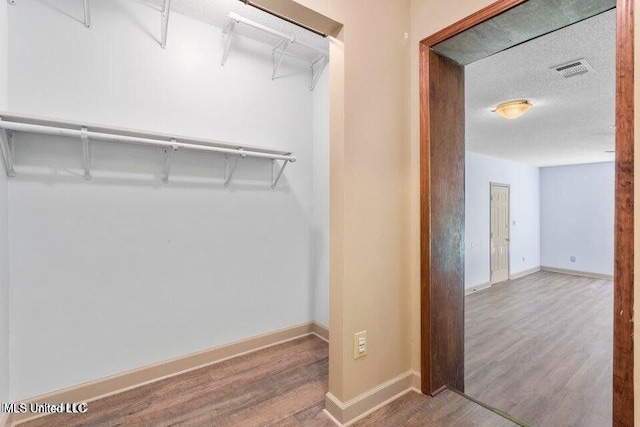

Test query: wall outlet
[354,330,367,359]
[570,256,576,262]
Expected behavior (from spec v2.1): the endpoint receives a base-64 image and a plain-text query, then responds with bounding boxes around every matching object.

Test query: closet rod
[0,121,296,162]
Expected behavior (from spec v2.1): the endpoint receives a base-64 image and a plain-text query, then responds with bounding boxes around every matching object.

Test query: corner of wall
[0,0,9,407]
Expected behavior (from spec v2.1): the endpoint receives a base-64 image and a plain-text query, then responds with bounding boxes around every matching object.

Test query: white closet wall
[540,162,614,275]
[311,70,329,327]
[0,0,10,406]
[6,0,328,400]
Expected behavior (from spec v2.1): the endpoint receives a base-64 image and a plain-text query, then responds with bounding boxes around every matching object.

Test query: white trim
[10,321,329,426]
[541,266,613,280]
[509,265,541,280]
[311,321,329,342]
[324,370,421,425]
[464,281,492,295]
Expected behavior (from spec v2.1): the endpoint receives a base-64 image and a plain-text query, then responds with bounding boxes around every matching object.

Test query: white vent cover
[552,58,595,78]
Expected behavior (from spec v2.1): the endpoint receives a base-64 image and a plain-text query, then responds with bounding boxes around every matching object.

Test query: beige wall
[290,0,640,418]
[291,0,413,402]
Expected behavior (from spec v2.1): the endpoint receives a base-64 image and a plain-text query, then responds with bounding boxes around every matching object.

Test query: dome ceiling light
[493,100,533,120]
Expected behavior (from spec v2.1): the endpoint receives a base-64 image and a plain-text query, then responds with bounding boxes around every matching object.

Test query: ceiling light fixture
[493,100,533,120]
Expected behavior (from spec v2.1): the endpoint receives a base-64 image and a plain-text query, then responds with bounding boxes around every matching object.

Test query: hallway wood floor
[465,270,613,427]
[18,335,514,427]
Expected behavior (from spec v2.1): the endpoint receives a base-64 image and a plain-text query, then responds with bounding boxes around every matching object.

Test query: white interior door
[490,184,510,284]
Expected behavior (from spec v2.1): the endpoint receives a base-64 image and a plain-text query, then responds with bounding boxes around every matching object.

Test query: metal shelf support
[221,19,237,66]
[0,121,15,178]
[0,114,296,187]
[221,12,329,91]
[271,160,288,189]
[83,0,91,28]
[161,139,177,184]
[225,150,244,187]
[81,127,91,180]
[272,40,292,80]
[310,55,328,91]
[160,0,172,48]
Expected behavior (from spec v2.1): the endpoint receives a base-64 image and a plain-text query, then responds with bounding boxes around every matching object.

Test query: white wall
[540,162,614,275]
[311,70,329,327]
[0,0,10,406]
[7,0,327,400]
[465,151,541,289]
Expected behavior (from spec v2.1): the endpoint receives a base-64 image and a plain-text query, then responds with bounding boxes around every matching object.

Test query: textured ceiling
[465,9,615,167]
[433,0,615,66]
[145,0,329,61]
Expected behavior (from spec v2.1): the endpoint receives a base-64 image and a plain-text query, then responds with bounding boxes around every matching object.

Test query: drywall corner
[0,0,6,109]
[0,0,9,408]
[311,67,330,328]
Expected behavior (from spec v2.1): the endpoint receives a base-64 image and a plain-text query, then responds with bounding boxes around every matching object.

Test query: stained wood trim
[419,41,432,395]
[419,0,634,424]
[419,0,527,48]
[613,0,634,425]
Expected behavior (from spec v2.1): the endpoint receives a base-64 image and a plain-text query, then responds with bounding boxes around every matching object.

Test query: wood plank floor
[353,390,518,426]
[18,335,332,427]
[465,271,613,427]
[18,334,513,427]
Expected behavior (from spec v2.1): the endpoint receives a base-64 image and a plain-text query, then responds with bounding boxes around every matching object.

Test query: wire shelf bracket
[81,127,91,180]
[271,159,288,189]
[0,113,296,189]
[160,0,172,48]
[221,12,328,91]
[0,119,15,178]
[224,150,244,187]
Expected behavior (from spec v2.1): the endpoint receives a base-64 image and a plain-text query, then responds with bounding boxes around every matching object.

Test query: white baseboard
[324,370,421,426]
[312,321,329,342]
[541,266,613,280]
[510,265,542,280]
[10,321,329,426]
[465,266,544,296]
[464,281,492,295]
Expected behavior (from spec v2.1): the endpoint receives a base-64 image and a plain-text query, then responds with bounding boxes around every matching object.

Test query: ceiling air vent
[552,59,595,78]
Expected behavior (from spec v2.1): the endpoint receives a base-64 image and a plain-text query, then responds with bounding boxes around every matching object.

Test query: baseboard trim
[464,281,491,295]
[465,266,544,296]
[509,266,541,280]
[312,321,329,342]
[11,321,329,426]
[324,370,421,426]
[541,266,613,280]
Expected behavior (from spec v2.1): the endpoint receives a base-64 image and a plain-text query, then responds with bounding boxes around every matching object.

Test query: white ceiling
[146,0,329,61]
[465,9,616,167]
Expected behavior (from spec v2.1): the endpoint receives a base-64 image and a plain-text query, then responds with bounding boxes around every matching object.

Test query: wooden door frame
[419,0,635,425]
[489,182,510,285]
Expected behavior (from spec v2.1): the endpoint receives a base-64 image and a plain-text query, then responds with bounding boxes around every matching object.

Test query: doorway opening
[420,0,632,425]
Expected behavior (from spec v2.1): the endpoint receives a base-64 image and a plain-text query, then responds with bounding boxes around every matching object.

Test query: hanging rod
[0,114,295,187]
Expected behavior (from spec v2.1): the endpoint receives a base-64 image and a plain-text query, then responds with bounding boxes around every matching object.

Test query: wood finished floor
[465,271,613,427]
[18,334,511,427]
[353,390,518,426]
